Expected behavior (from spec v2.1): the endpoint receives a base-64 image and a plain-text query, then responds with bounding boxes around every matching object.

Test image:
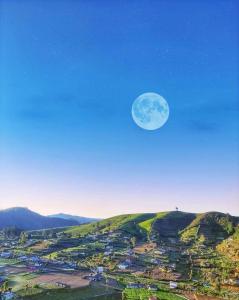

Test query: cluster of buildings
[126,281,177,290]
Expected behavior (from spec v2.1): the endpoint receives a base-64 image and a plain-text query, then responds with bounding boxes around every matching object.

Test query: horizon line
[1,206,238,219]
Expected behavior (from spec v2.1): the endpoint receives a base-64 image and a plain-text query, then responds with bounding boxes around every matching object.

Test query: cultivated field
[30,272,90,288]
[23,283,121,300]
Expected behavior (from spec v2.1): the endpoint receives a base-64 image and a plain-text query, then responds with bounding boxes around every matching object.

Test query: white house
[97,266,104,273]
[118,263,129,270]
[169,281,177,289]
[0,252,12,259]
[148,284,158,291]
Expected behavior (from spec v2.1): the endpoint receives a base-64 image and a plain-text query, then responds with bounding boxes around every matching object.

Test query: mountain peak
[0,207,78,230]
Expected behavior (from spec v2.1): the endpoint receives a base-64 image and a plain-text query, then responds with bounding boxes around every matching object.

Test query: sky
[0,0,239,218]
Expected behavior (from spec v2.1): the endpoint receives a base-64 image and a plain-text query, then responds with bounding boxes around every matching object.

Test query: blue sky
[0,0,239,217]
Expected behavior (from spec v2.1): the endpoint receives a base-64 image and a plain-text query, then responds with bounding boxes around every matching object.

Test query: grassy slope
[180,212,239,244]
[138,212,168,233]
[217,225,239,261]
[123,288,183,300]
[65,211,198,240]
[152,211,196,238]
[65,213,155,238]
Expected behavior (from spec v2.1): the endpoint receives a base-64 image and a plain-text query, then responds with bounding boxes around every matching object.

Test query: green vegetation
[123,288,183,300]
[180,212,239,245]
[152,211,196,238]
[65,211,197,240]
[217,225,239,261]
[8,273,38,293]
[138,212,168,233]
[65,213,155,238]
[0,258,20,265]
[1,210,239,300]
[21,284,120,300]
[180,225,199,242]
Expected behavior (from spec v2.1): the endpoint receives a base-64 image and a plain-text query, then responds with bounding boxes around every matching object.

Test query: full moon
[131,92,169,130]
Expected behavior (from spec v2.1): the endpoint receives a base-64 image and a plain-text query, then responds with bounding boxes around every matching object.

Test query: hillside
[1,208,238,246]
[48,213,100,224]
[217,225,239,261]
[65,213,156,237]
[0,207,78,230]
[151,211,196,238]
[180,212,239,245]
[65,211,239,245]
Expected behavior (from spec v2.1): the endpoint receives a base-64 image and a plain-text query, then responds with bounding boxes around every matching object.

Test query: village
[0,226,238,300]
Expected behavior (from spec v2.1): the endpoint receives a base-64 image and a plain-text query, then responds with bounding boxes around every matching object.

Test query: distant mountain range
[0,207,97,231]
[48,213,100,224]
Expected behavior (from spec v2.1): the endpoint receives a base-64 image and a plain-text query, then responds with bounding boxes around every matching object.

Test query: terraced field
[123,288,184,300]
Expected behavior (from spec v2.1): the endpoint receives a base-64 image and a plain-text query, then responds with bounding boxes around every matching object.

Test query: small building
[56,282,69,288]
[19,255,28,261]
[106,245,113,250]
[127,249,134,255]
[169,263,176,270]
[125,258,133,265]
[148,284,158,291]
[127,283,144,289]
[169,281,177,289]
[0,276,6,284]
[0,252,12,259]
[32,255,40,261]
[203,282,210,288]
[88,273,103,282]
[118,262,129,270]
[234,279,239,286]
[151,258,161,265]
[97,266,104,273]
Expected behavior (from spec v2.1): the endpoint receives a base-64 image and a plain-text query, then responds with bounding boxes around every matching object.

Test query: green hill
[152,211,196,238]
[65,211,239,247]
[138,211,196,240]
[180,212,239,244]
[65,211,195,239]
[64,211,195,240]
[65,213,156,238]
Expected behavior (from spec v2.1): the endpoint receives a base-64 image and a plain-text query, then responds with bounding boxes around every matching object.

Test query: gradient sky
[0,0,239,217]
